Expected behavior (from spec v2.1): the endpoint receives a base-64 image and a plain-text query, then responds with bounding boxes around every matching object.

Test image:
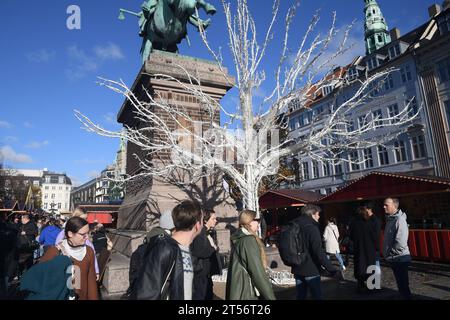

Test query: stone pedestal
[104,51,237,295]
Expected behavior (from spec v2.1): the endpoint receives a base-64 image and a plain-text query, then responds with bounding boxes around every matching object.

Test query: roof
[318,171,450,203]
[259,189,322,209]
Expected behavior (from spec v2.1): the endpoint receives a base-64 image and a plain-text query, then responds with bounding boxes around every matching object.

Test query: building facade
[286,1,449,194]
[41,171,72,212]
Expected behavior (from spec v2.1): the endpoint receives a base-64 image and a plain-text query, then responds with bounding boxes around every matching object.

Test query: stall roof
[259,189,322,209]
[319,171,450,203]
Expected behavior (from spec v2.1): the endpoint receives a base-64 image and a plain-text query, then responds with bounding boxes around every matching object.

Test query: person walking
[290,205,342,300]
[191,208,222,300]
[383,197,412,300]
[323,217,346,271]
[39,216,98,300]
[226,210,275,300]
[132,200,203,300]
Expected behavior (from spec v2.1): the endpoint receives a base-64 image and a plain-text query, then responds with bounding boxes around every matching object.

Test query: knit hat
[159,210,175,230]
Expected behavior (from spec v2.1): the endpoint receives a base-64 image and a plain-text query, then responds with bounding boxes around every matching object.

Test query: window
[378,145,389,165]
[412,135,427,159]
[389,43,401,59]
[437,57,450,83]
[388,104,399,124]
[58,203,61,209]
[44,186,49,190]
[326,188,332,195]
[445,100,450,129]
[44,203,48,210]
[51,194,55,199]
[312,161,319,178]
[349,151,360,171]
[323,85,334,96]
[298,115,304,128]
[323,162,330,176]
[45,176,50,183]
[59,176,64,184]
[44,194,48,199]
[59,186,63,190]
[334,161,342,175]
[372,109,383,128]
[52,186,56,190]
[394,140,408,162]
[289,118,296,131]
[364,148,374,168]
[302,162,309,180]
[378,35,383,43]
[407,97,418,117]
[347,68,358,81]
[66,187,69,191]
[384,74,394,91]
[400,65,412,82]
[347,120,355,132]
[358,116,368,129]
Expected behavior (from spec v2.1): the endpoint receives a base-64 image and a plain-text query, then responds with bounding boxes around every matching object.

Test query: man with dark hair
[291,204,342,300]
[133,200,203,300]
[383,197,411,300]
[17,213,38,275]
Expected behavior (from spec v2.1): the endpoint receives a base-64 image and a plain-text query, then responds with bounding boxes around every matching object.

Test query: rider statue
[119,0,216,64]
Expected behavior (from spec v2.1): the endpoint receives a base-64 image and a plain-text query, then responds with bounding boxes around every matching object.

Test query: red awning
[259,189,322,209]
[319,171,450,203]
[87,212,113,224]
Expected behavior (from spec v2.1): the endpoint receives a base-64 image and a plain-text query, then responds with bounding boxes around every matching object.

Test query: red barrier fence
[407,229,450,263]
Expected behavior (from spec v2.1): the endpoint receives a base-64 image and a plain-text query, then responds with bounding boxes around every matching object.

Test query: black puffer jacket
[290,216,338,277]
[133,235,185,300]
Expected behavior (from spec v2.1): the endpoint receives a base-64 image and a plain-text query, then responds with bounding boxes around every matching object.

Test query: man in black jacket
[133,200,203,300]
[17,213,38,275]
[291,204,342,300]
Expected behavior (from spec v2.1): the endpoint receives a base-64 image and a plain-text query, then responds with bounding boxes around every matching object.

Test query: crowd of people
[0,196,412,300]
[0,208,111,299]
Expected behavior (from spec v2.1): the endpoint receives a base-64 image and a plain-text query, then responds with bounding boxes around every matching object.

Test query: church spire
[364,0,391,55]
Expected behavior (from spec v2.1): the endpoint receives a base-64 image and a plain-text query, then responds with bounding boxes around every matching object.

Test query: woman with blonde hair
[225,210,275,300]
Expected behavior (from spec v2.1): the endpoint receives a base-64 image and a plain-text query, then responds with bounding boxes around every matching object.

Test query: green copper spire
[364,0,391,55]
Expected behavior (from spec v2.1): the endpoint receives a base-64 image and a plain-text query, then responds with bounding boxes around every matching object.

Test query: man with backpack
[278,204,342,300]
[130,200,203,300]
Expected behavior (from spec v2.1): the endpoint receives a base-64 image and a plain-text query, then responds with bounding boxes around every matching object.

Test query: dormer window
[389,43,401,59]
[347,68,358,81]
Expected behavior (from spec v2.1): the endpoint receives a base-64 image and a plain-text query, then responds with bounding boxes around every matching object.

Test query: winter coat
[349,214,379,280]
[383,209,411,262]
[323,222,340,254]
[39,245,98,300]
[133,235,185,300]
[225,228,275,300]
[20,255,73,300]
[290,216,338,277]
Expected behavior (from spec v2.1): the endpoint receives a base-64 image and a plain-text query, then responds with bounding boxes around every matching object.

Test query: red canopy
[319,171,450,203]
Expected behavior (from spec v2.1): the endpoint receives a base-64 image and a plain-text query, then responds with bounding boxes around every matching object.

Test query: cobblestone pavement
[212,258,450,300]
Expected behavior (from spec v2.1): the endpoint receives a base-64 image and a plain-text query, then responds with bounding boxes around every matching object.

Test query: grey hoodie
[383,209,411,262]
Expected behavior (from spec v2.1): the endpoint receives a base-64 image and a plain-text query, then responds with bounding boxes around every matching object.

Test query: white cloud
[66,43,124,80]
[87,170,100,179]
[23,121,34,128]
[103,112,117,124]
[0,146,32,164]
[66,46,99,80]
[94,43,125,61]
[0,120,12,129]
[25,140,49,149]
[2,136,19,143]
[25,49,56,63]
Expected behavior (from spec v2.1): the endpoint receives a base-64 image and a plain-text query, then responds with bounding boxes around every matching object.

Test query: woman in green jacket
[225,210,276,300]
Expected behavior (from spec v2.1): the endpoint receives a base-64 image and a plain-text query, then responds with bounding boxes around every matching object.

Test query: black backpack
[124,230,168,298]
[277,220,309,267]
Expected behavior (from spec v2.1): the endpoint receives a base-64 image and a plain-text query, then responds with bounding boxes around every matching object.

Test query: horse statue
[119,0,216,64]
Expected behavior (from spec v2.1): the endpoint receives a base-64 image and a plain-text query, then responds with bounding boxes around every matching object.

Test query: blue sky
[0,0,439,186]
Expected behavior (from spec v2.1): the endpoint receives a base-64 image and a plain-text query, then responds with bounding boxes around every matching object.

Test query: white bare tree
[75,0,418,216]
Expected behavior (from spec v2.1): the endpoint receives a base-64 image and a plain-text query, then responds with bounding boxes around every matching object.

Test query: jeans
[327,252,346,270]
[391,262,411,300]
[294,275,322,300]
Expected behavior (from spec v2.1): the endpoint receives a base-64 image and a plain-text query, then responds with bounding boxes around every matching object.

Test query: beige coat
[323,223,340,254]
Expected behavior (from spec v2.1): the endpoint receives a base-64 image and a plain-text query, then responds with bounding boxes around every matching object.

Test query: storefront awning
[87,211,113,224]
[259,189,322,209]
[319,171,450,203]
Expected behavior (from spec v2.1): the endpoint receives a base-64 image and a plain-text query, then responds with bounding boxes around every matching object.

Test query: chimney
[428,4,442,18]
[390,28,401,41]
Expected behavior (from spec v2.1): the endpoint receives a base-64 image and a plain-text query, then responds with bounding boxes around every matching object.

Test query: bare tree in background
[75,0,418,216]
